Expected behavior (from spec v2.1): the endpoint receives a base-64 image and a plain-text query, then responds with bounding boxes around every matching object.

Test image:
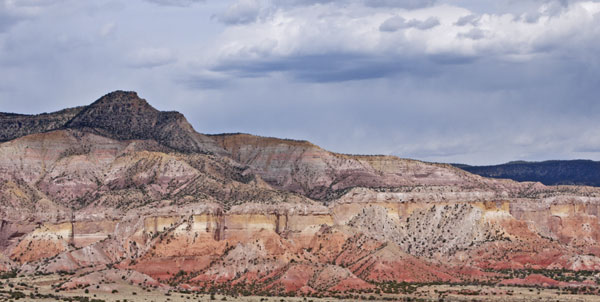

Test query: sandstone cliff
[2,91,600,296]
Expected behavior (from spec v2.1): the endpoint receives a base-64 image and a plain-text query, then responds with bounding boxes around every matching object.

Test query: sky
[1,0,599,165]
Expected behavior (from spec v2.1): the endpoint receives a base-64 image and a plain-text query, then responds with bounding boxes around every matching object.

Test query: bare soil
[1,274,600,302]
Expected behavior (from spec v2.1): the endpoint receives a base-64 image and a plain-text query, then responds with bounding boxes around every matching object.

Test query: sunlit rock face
[2,91,600,294]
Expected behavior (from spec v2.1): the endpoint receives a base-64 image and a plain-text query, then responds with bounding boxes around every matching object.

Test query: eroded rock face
[0,91,225,155]
[211,133,491,200]
[2,91,600,294]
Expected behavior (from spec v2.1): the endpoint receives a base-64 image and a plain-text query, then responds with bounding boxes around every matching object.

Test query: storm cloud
[0,0,599,165]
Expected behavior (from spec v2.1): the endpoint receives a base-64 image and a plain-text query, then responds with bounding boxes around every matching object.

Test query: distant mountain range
[453,160,600,187]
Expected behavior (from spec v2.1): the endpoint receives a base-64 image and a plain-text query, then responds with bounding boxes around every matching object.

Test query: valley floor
[1,274,600,302]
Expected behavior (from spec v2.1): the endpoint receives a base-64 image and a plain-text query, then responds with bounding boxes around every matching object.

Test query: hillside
[1,91,600,298]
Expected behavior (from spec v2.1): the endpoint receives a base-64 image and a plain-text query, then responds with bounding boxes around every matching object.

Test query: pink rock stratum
[2,91,600,295]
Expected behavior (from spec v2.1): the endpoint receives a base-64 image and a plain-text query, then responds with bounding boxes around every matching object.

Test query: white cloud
[207,1,600,73]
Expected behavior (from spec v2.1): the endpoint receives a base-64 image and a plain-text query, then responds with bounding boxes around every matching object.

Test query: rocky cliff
[2,91,600,296]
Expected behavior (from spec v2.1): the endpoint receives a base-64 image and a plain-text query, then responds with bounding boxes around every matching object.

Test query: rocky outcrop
[66,91,225,154]
[0,91,225,154]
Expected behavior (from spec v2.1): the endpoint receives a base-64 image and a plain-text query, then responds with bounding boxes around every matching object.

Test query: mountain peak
[66,91,226,154]
[90,90,150,109]
[67,91,162,140]
[0,91,227,155]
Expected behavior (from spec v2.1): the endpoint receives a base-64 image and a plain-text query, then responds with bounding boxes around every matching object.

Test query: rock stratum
[1,91,600,296]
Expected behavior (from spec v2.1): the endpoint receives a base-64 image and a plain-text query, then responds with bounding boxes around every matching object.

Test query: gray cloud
[0,14,19,33]
[179,72,231,89]
[217,0,438,26]
[458,28,485,40]
[0,0,36,32]
[143,0,205,6]
[219,0,262,24]
[127,48,176,68]
[212,53,439,82]
[379,16,407,32]
[406,17,440,30]
[273,0,437,9]
[364,0,437,8]
[455,14,478,26]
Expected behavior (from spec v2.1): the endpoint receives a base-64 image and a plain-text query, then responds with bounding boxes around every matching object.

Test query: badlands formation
[1,91,600,299]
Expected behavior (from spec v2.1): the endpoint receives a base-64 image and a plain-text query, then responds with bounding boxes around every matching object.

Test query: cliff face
[0,129,306,218]
[2,91,600,295]
[211,133,499,201]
